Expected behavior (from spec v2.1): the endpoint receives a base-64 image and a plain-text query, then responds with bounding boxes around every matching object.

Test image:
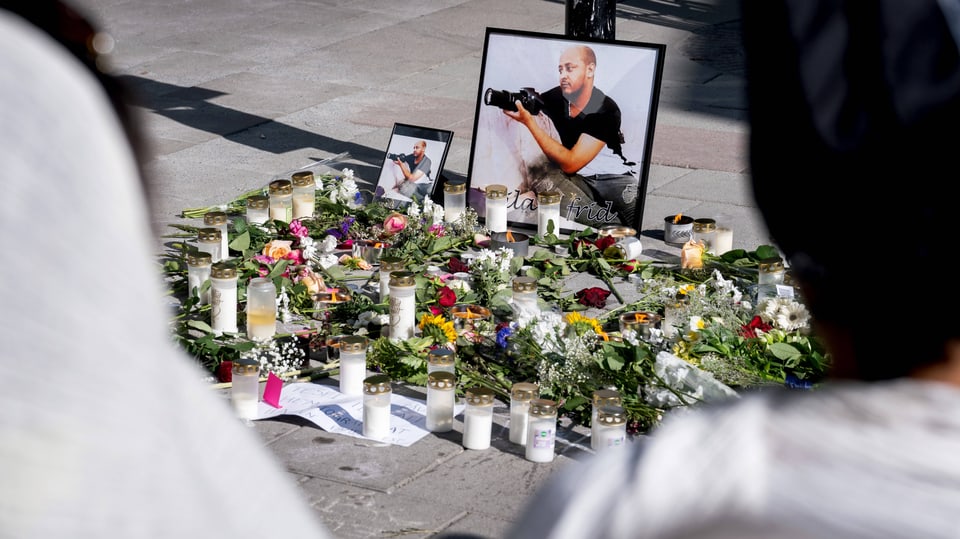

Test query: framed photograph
[374,123,453,208]
[467,28,665,234]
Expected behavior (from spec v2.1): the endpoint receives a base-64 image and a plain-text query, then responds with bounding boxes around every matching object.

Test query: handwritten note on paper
[255,382,465,447]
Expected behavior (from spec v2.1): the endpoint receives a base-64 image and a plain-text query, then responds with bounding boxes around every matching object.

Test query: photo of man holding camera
[471,31,661,233]
[391,140,432,202]
[495,44,638,228]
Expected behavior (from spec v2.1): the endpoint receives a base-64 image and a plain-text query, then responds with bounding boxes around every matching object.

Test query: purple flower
[496,326,513,349]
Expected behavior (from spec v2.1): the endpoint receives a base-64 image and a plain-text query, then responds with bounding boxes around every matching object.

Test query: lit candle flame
[635,312,649,323]
[505,230,516,243]
[673,212,683,224]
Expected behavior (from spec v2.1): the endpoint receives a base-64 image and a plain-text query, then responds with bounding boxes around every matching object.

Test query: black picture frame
[467,27,665,234]
[374,123,453,209]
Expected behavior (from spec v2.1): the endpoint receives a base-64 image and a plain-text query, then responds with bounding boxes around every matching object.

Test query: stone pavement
[69,0,764,536]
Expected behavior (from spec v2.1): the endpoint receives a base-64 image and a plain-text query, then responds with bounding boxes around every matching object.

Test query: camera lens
[484,88,496,106]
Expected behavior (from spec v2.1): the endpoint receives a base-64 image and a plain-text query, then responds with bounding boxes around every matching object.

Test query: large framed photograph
[467,28,665,234]
[374,123,453,208]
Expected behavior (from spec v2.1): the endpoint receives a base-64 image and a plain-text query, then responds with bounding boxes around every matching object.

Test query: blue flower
[785,373,813,390]
[496,327,513,349]
[354,191,364,204]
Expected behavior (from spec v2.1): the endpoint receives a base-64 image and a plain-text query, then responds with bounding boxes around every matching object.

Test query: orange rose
[383,213,408,236]
[262,239,293,261]
[680,239,705,269]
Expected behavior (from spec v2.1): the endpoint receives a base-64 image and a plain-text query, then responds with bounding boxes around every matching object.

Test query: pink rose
[383,213,408,236]
[289,219,309,239]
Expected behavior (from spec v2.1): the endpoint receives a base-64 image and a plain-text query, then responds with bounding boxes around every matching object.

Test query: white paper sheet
[255,382,464,447]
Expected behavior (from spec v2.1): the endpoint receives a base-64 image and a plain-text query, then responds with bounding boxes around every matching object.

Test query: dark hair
[742,0,960,379]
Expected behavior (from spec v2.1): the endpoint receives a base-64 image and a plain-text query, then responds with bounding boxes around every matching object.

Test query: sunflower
[563,312,607,340]
[419,313,458,344]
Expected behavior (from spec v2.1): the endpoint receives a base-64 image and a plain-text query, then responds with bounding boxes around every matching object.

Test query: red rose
[595,235,617,251]
[448,256,470,274]
[575,287,612,309]
[438,286,457,307]
[739,315,772,338]
[429,305,443,316]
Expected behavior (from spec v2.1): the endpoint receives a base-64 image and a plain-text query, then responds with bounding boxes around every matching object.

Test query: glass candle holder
[362,374,392,441]
[246,194,270,225]
[597,225,637,239]
[662,294,689,340]
[484,184,508,233]
[692,218,717,253]
[203,211,229,261]
[758,256,785,286]
[526,399,558,463]
[614,236,643,261]
[378,257,406,303]
[426,371,456,433]
[591,388,621,451]
[245,277,277,341]
[536,191,562,237]
[511,276,539,320]
[443,180,467,223]
[197,227,223,263]
[714,226,734,254]
[231,357,260,421]
[594,404,627,453]
[388,271,417,340]
[427,347,455,374]
[210,262,238,335]
[268,179,293,223]
[186,251,212,305]
[509,382,539,446]
[291,171,316,220]
[462,387,496,450]
[619,311,660,342]
[451,304,492,333]
[338,335,369,397]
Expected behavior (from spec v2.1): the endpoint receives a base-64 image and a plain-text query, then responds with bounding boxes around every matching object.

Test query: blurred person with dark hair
[502,1,960,538]
[0,2,331,536]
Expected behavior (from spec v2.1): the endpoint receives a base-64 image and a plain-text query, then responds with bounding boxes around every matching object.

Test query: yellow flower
[419,313,457,344]
[564,312,607,340]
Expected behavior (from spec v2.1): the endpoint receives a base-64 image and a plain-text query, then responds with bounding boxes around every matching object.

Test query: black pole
[565,0,616,41]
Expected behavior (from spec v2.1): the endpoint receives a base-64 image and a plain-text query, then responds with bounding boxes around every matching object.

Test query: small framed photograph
[467,27,665,234]
[374,123,454,208]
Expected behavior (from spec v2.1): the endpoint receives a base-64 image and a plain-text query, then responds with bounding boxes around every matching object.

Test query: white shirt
[504,379,960,539]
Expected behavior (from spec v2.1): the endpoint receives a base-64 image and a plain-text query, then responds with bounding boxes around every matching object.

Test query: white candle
[537,191,562,237]
[462,406,493,450]
[362,399,391,440]
[714,227,734,254]
[485,184,508,233]
[388,272,417,340]
[291,171,316,219]
[186,252,212,305]
[525,399,557,463]
[231,359,260,421]
[462,387,495,450]
[362,374,392,441]
[444,181,466,223]
[594,405,627,453]
[427,386,457,432]
[591,389,621,450]
[210,263,238,335]
[338,336,369,396]
[509,381,539,446]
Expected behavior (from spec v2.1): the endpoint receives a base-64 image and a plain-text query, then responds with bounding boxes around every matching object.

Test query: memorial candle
[362,374,392,441]
[484,184,508,233]
[462,387,495,450]
[426,371,456,432]
[338,335,369,397]
[525,399,558,463]
[536,191,561,237]
[291,171,316,219]
[388,272,417,340]
[443,180,467,223]
[509,382,539,446]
